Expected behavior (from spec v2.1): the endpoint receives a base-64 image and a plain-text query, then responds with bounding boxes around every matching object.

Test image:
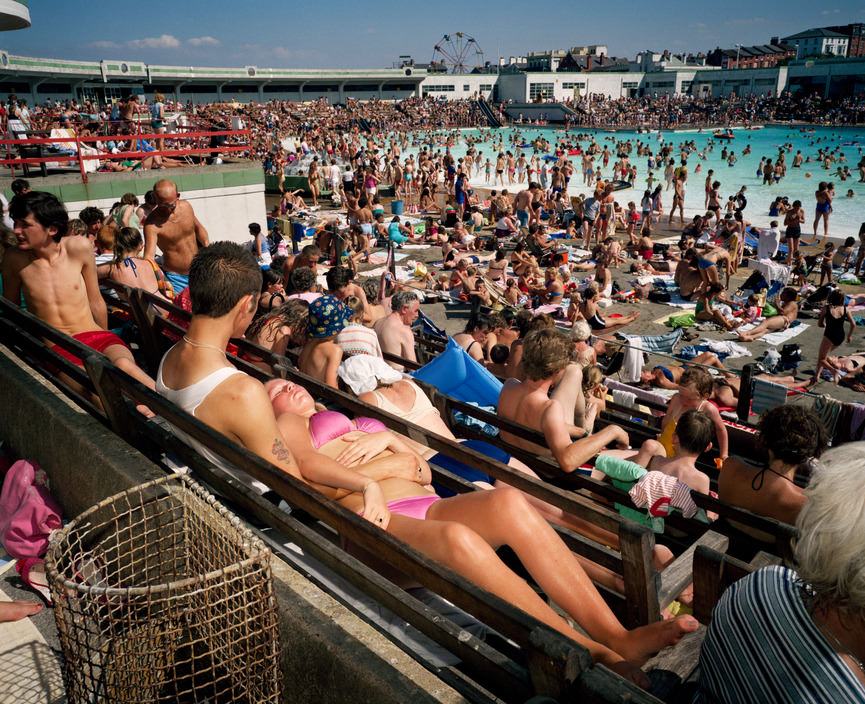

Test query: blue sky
[2,0,864,69]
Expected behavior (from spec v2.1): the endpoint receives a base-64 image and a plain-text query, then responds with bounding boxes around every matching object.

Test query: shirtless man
[498,328,630,472]
[143,179,209,293]
[513,185,535,229]
[2,191,154,393]
[282,244,322,282]
[373,289,419,370]
[155,240,388,516]
[737,287,799,342]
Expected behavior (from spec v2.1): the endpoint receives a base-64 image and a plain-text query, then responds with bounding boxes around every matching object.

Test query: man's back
[374,313,410,370]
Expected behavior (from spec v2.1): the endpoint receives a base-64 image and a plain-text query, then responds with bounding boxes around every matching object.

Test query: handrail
[0,128,251,182]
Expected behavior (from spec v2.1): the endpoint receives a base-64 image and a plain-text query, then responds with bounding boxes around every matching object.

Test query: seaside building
[782,28,850,59]
[0,50,862,107]
[824,23,865,58]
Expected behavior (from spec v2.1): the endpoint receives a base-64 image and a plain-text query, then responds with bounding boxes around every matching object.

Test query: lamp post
[734,43,742,69]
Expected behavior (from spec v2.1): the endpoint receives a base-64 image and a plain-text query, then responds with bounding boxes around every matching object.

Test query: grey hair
[391,289,419,312]
[794,442,865,615]
[570,320,592,342]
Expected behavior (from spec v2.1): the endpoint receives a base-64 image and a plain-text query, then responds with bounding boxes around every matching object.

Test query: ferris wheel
[430,33,484,74]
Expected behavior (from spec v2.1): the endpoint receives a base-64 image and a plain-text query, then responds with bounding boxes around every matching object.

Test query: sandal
[15,557,53,606]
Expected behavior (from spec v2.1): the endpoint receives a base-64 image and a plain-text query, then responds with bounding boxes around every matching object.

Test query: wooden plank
[692,545,756,625]
[750,550,782,569]
[576,664,664,703]
[526,627,589,699]
[642,625,707,700]
[618,520,660,628]
[657,530,729,609]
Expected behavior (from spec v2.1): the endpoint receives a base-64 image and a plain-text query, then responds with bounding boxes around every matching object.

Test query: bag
[0,460,63,559]
[652,242,670,254]
[648,290,671,303]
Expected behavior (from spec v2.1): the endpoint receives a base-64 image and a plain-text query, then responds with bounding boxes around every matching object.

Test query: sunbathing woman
[267,376,698,687]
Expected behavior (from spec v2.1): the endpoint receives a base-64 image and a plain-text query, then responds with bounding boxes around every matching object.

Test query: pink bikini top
[308,410,387,449]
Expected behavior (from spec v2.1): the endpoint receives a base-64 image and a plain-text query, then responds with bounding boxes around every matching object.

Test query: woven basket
[45,474,280,703]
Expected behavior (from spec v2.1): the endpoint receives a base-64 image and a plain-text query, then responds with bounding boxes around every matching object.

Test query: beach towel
[700,339,751,360]
[751,378,788,415]
[621,328,683,355]
[732,321,809,346]
[612,389,637,409]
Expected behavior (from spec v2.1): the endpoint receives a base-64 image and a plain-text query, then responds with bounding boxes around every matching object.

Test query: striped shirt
[335,323,382,359]
[695,565,865,703]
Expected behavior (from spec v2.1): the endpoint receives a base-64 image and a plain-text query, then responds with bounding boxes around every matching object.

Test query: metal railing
[0,127,251,183]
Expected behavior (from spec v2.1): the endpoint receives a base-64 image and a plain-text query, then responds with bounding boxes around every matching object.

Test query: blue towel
[622,327,683,354]
[751,378,788,416]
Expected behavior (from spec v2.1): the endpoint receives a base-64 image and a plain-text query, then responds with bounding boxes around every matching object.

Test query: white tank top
[156,355,271,495]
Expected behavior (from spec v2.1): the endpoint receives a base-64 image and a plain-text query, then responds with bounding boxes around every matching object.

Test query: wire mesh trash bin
[45,474,281,703]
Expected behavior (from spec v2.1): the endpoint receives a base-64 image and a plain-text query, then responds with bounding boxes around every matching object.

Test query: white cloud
[88,40,120,50]
[724,17,766,26]
[188,36,221,47]
[126,34,181,50]
[821,8,840,14]
[365,28,376,35]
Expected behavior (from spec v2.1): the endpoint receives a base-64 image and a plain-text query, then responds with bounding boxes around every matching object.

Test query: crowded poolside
[2,91,865,703]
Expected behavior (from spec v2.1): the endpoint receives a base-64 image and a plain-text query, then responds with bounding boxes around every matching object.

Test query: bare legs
[737,316,788,341]
[397,488,698,684]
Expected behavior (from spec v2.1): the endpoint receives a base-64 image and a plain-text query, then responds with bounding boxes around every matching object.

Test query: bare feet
[611,614,700,666]
[0,600,43,622]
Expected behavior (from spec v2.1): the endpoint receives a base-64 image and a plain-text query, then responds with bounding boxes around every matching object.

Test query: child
[658,367,728,461]
[485,343,510,377]
[833,236,855,270]
[297,295,349,388]
[743,294,761,324]
[818,242,835,287]
[646,410,713,494]
[244,299,309,373]
[581,364,607,434]
[625,201,639,245]
[791,251,808,287]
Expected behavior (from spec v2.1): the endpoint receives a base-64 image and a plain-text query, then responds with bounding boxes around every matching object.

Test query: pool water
[401,125,865,237]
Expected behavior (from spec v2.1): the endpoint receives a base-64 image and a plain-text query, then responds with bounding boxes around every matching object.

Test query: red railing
[0,129,251,183]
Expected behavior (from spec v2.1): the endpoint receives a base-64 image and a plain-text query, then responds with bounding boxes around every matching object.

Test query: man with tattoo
[155,241,388,521]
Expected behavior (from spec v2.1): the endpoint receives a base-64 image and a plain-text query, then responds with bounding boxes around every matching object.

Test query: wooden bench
[0,296,670,703]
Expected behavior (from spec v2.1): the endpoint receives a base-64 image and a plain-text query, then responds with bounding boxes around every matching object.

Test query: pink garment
[361,495,441,521]
[0,460,63,559]
[307,410,387,449]
[628,471,698,519]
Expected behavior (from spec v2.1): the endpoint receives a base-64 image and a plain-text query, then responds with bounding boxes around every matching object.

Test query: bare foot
[0,600,43,621]
[612,614,700,666]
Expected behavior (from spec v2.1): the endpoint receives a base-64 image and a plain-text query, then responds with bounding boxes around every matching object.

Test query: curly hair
[245,298,309,343]
[522,328,574,381]
[757,406,828,465]
[288,266,317,293]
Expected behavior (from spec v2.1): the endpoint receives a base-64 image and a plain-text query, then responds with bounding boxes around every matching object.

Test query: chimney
[599,52,605,66]
[771,36,779,45]
[587,54,592,71]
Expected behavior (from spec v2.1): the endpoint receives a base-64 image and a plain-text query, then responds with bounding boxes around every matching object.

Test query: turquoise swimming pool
[403,125,865,237]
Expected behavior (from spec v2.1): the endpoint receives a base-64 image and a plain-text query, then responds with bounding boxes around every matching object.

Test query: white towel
[612,389,636,409]
[621,342,643,383]
[338,355,404,395]
[700,339,752,359]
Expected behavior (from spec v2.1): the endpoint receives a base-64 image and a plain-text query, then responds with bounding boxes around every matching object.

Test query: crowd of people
[3,84,865,700]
